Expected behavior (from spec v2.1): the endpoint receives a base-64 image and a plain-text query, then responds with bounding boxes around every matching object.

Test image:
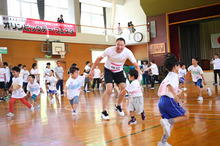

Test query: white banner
[0,15,26,33]
[211,33,220,48]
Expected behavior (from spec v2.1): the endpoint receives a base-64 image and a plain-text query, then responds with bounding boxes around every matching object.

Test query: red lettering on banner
[22,18,76,36]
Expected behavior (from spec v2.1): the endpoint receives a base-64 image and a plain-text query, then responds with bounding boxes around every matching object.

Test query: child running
[7,66,34,117]
[158,54,189,146]
[119,69,146,124]
[178,62,187,91]
[27,75,44,109]
[65,67,89,116]
[47,70,58,104]
[187,57,212,101]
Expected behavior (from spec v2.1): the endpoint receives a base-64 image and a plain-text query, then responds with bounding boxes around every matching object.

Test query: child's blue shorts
[158,95,186,119]
[30,94,38,102]
[49,90,56,94]
[194,79,203,88]
[179,77,185,84]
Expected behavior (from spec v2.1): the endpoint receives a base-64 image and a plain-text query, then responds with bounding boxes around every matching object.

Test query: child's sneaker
[101,110,110,120]
[50,98,55,104]
[30,105,35,112]
[72,110,76,116]
[7,112,14,117]
[160,119,171,137]
[115,105,125,116]
[197,96,203,101]
[36,105,40,109]
[128,117,137,124]
[158,141,172,146]
[207,88,212,96]
[141,111,146,120]
[150,87,154,90]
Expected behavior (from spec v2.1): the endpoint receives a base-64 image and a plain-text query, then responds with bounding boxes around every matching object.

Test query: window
[44,0,69,22]
[91,50,106,63]
[81,3,105,34]
[7,0,39,19]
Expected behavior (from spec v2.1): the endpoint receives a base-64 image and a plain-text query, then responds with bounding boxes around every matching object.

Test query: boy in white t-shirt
[7,66,34,117]
[178,62,187,91]
[92,66,101,90]
[27,74,44,109]
[187,57,212,101]
[65,67,89,116]
[0,62,6,99]
[31,63,40,83]
[46,70,58,104]
[119,69,146,124]
[158,54,189,146]
[22,65,30,93]
[44,62,51,92]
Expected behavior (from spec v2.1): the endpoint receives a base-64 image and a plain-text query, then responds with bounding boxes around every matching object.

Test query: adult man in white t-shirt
[90,37,140,120]
[145,60,159,89]
[211,54,220,85]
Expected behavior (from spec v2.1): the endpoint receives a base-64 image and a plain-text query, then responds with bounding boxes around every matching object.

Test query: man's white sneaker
[7,112,14,117]
[197,96,203,101]
[160,119,171,137]
[158,141,172,146]
[115,105,125,116]
[207,88,212,96]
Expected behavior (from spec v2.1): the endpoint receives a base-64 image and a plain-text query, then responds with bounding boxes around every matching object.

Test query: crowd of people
[0,37,218,146]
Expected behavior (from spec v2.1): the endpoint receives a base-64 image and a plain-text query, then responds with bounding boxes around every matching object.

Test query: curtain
[200,19,220,60]
[180,23,201,67]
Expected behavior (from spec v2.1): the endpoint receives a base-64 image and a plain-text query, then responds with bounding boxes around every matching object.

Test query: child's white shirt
[188,65,203,82]
[65,75,85,100]
[44,68,51,81]
[178,68,186,78]
[31,69,39,82]
[48,76,58,90]
[0,68,5,82]
[125,80,143,97]
[12,77,26,98]
[23,70,30,83]
[94,69,101,78]
[19,69,24,78]
[27,82,40,95]
[158,72,179,98]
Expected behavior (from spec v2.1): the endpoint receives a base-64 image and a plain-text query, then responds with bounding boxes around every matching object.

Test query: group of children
[1,55,213,145]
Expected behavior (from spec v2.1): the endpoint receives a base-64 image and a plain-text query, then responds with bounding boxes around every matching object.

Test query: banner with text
[23,18,76,36]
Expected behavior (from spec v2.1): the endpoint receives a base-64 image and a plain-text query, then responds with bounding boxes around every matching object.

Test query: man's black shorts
[104,67,126,85]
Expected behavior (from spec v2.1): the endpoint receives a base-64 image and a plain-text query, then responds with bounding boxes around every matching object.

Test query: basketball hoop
[58,51,66,58]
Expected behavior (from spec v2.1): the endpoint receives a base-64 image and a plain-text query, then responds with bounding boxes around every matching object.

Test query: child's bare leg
[50,93,54,100]
[197,86,202,97]
[130,111,134,117]
[73,103,78,111]
[31,100,34,106]
[160,112,189,143]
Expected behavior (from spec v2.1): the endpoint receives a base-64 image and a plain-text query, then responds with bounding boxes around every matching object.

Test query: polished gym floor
[0,82,219,146]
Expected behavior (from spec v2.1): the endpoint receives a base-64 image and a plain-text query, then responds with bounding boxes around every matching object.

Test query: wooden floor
[0,82,220,146]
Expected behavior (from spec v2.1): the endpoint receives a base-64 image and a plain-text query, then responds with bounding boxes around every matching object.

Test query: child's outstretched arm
[167,85,179,102]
